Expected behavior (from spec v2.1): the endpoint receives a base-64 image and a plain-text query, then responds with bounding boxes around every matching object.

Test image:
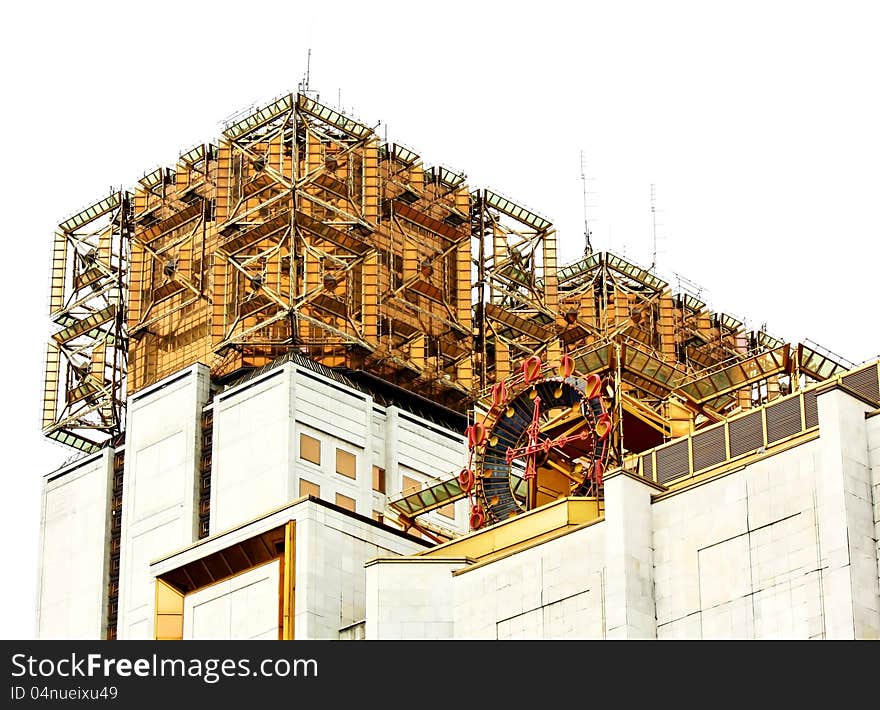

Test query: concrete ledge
[604,466,668,493]
[365,555,473,568]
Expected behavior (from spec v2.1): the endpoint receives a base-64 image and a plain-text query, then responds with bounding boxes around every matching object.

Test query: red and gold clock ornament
[461,355,612,530]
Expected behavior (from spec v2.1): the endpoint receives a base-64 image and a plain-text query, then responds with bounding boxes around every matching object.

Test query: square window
[299,478,320,499]
[300,433,321,465]
[335,493,356,512]
[336,449,357,479]
[372,466,386,493]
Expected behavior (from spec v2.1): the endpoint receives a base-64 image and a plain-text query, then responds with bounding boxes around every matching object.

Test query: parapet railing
[632,359,880,489]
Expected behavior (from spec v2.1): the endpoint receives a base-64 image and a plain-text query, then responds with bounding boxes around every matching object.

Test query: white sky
[1,1,878,638]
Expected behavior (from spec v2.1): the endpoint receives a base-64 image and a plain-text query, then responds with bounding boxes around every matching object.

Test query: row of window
[298,433,454,520]
[299,433,385,491]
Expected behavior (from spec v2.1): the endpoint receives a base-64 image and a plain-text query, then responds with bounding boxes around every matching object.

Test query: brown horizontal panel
[393,200,461,240]
[295,212,370,254]
[311,293,348,318]
[159,526,286,594]
[151,280,186,304]
[138,202,202,241]
[242,173,277,198]
[559,324,588,345]
[407,279,444,303]
[222,213,290,253]
[313,172,349,200]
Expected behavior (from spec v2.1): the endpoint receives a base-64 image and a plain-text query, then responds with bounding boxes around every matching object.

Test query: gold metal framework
[44,89,869,530]
[44,193,130,452]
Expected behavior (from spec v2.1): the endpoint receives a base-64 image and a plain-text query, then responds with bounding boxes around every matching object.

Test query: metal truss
[42,92,859,457]
[44,193,130,452]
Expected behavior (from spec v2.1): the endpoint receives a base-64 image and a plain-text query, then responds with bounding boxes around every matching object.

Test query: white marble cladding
[37,449,114,639]
[184,561,280,640]
[815,389,880,638]
[653,387,880,639]
[366,386,880,640]
[151,497,425,639]
[654,440,824,639]
[453,522,606,639]
[604,474,656,638]
[211,365,295,533]
[869,413,880,603]
[365,557,469,639]
[118,364,210,639]
[295,500,426,638]
[210,362,468,535]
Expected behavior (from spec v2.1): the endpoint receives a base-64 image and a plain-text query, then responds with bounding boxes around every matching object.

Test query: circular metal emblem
[461,356,611,529]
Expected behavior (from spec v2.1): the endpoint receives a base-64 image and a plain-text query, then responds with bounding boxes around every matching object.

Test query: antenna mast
[581,151,593,255]
[299,48,312,93]
[650,183,657,270]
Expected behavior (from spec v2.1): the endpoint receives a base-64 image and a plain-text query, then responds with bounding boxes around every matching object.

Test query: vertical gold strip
[363,140,379,223]
[281,520,296,640]
[658,292,676,361]
[42,342,60,430]
[455,231,473,389]
[495,339,511,382]
[362,252,379,342]
[542,230,560,364]
[49,230,67,315]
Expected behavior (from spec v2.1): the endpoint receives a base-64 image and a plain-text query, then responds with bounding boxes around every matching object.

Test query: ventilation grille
[842,365,879,404]
[729,411,763,457]
[804,391,818,428]
[766,396,802,445]
[641,453,654,480]
[656,439,689,484]
[692,425,726,472]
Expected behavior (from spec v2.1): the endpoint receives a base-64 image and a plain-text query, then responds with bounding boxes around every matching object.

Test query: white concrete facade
[36,448,114,639]
[870,412,880,602]
[151,497,426,639]
[211,362,469,535]
[366,386,880,639]
[118,363,211,639]
[183,561,280,640]
[365,557,470,639]
[450,522,607,639]
[37,355,880,641]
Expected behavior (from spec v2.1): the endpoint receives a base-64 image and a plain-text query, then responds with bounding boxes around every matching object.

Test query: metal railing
[632,360,880,488]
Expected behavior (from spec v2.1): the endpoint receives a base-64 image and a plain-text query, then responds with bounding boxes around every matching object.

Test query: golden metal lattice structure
[44,90,859,460]
[44,193,130,452]
[125,93,474,409]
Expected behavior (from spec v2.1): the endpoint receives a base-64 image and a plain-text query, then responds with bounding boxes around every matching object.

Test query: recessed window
[300,433,321,465]
[299,478,320,499]
[335,493,356,512]
[336,449,356,479]
[372,466,386,493]
[371,511,384,524]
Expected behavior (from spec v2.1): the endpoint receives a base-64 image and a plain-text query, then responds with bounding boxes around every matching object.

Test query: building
[37,91,880,639]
